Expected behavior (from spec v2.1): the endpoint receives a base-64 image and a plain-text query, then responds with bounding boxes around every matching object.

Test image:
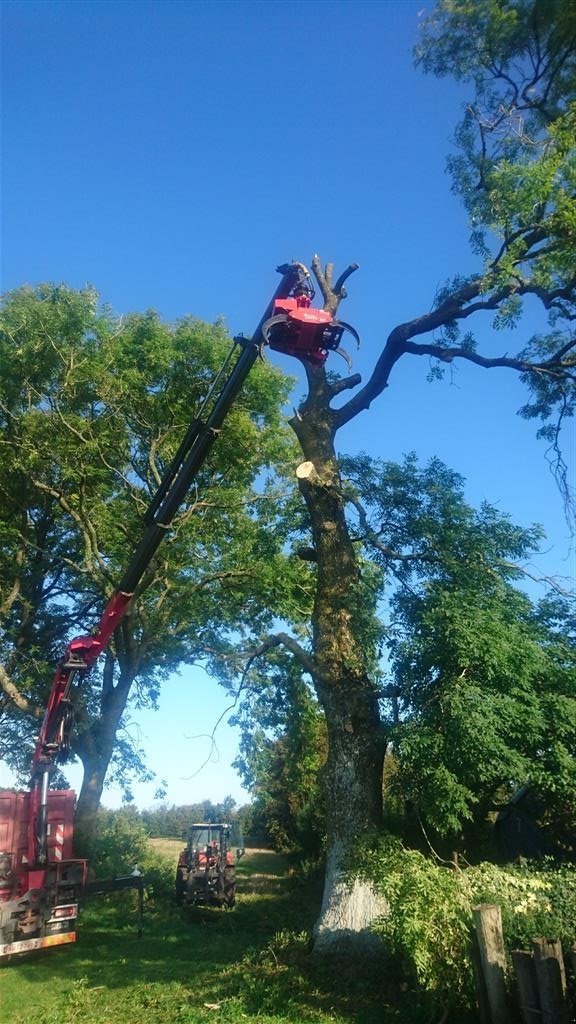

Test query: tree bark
[72,739,115,854]
[289,361,388,954]
[71,650,136,855]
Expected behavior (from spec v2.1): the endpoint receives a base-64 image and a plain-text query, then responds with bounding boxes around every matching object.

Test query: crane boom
[29,261,308,860]
[1,259,359,960]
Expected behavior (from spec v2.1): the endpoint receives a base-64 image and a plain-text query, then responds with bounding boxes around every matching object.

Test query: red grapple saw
[261,263,360,368]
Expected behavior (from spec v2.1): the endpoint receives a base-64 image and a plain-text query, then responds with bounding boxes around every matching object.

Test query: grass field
[0,845,454,1024]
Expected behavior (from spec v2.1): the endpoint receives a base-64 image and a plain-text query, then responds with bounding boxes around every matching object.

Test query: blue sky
[1,0,574,809]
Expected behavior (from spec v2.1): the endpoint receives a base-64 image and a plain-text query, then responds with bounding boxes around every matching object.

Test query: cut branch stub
[296,460,320,484]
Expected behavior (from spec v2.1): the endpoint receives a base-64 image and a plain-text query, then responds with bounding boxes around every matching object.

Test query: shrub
[362,836,576,1014]
[85,807,149,878]
[81,807,176,908]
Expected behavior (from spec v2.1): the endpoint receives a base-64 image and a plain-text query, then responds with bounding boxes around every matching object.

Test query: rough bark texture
[288,338,388,954]
[72,648,136,853]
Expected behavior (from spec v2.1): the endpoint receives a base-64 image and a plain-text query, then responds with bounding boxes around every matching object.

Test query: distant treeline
[136,798,251,839]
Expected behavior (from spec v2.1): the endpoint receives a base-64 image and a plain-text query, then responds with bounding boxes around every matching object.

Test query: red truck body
[0,789,86,958]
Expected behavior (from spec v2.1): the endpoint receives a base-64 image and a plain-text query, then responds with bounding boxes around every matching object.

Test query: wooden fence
[472,903,575,1024]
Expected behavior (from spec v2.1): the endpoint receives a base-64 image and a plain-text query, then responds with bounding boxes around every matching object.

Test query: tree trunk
[290,372,388,955]
[73,749,113,854]
[72,721,119,855]
[71,652,135,855]
[314,839,389,955]
[313,676,388,953]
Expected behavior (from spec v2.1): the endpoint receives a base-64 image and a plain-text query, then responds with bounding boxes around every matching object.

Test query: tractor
[175,823,243,909]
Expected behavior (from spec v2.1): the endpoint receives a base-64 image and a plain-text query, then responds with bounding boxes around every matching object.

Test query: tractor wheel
[224,866,236,908]
[175,867,185,904]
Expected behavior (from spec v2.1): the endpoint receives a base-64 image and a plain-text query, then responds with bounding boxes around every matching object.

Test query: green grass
[148,837,183,860]
[0,848,447,1024]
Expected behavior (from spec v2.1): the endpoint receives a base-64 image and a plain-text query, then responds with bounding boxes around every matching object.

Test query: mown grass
[0,848,447,1024]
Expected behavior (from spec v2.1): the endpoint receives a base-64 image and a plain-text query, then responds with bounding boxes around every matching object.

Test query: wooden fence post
[471,929,492,1024]
[473,904,509,1024]
[532,938,570,1024]
[512,950,541,1024]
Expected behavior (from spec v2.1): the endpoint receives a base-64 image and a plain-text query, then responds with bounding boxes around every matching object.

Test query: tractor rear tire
[224,866,236,908]
[175,867,185,904]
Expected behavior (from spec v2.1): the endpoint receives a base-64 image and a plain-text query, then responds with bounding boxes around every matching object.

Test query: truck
[0,261,359,959]
[0,789,85,956]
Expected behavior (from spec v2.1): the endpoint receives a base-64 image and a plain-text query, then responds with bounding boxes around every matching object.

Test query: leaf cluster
[362,835,576,1014]
[408,0,576,499]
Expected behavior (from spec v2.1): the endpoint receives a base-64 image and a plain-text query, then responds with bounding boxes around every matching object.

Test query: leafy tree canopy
[0,284,301,810]
[237,452,576,856]
[410,0,576,506]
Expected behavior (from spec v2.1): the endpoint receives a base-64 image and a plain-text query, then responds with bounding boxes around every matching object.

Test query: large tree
[234,0,575,953]
[0,284,300,841]
[1,0,574,955]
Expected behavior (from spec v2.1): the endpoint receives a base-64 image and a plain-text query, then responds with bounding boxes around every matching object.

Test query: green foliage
[82,806,149,878]
[340,452,576,848]
[0,283,298,805]
[233,661,327,853]
[79,807,182,900]
[140,796,240,837]
[389,579,576,845]
[416,0,576,471]
[363,836,576,1014]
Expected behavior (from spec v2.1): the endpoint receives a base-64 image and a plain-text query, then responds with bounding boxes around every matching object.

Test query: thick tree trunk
[313,700,388,952]
[314,840,388,955]
[72,724,119,855]
[312,675,388,953]
[290,369,388,955]
[73,760,109,853]
[71,652,135,855]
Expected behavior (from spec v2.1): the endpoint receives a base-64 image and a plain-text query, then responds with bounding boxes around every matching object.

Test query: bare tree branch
[0,664,42,718]
[335,275,575,427]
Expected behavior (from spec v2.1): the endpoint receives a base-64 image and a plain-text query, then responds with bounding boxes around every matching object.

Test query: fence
[472,903,575,1024]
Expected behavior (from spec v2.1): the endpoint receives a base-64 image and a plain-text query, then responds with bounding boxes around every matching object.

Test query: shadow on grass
[5,852,476,1023]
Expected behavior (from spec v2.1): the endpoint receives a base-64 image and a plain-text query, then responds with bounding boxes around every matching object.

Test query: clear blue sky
[1,0,574,809]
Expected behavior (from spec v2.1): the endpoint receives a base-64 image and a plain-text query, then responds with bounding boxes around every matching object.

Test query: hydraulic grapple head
[262,264,360,368]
